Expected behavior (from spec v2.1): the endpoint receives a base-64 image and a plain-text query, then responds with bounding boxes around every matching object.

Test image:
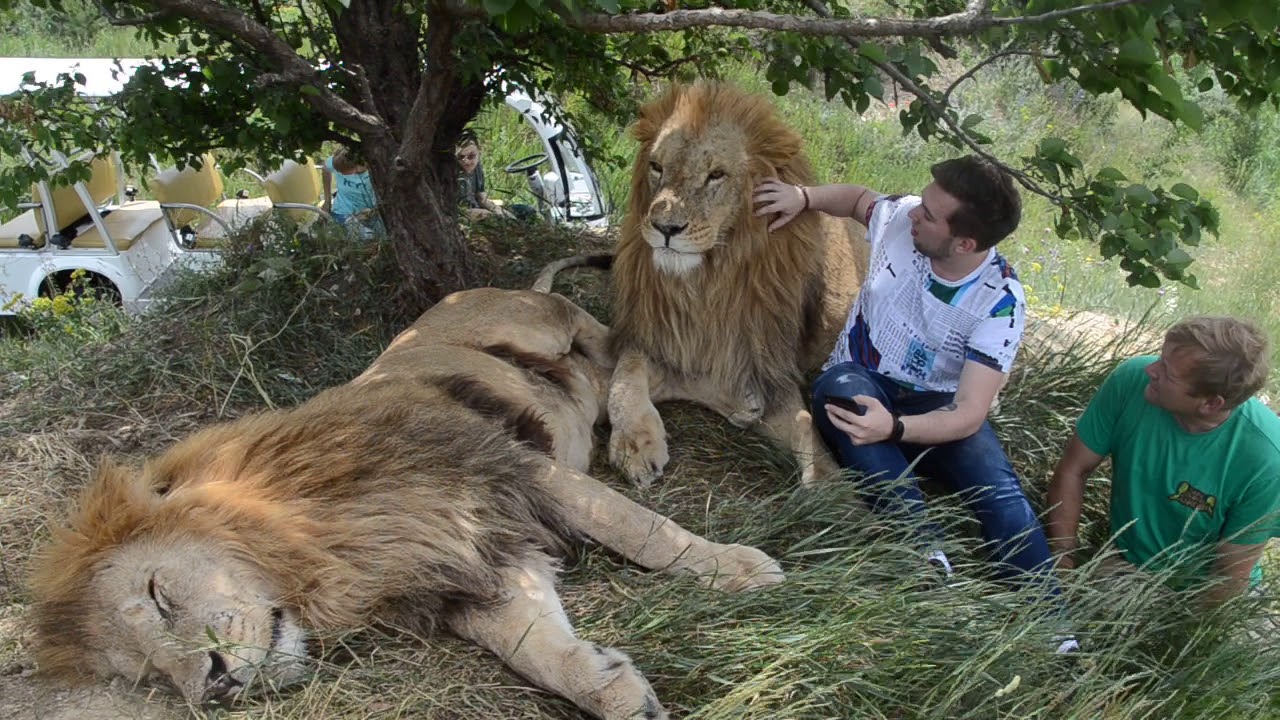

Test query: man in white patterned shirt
[753,156,1054,585]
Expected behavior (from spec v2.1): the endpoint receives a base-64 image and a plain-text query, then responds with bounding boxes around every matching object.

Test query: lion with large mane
[27,287,782,720]
[550,82,869,486]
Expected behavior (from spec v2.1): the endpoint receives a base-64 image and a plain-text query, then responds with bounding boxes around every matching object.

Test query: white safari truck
[0,57,610,316]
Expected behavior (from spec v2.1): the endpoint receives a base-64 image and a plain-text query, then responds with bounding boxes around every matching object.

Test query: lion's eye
[705,169,726,184]
[147,574,174,622]
[648,161,662,176]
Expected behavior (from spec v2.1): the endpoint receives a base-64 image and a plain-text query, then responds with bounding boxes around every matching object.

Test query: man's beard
[913,237,952,261]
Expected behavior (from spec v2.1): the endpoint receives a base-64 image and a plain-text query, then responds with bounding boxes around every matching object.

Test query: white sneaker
[926,550,954,579]
[1053,634,1080,654]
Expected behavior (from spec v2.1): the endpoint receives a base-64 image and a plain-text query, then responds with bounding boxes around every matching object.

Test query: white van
[0,57,610,316]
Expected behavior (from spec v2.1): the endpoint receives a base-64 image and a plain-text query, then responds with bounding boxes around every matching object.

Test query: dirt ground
[0,602,178,720]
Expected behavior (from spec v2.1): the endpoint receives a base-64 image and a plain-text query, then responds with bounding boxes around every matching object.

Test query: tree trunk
[334,0,488,314]
[364,140,478,315]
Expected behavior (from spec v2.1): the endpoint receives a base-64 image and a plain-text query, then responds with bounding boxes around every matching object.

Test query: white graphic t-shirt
[825,194,1026,392]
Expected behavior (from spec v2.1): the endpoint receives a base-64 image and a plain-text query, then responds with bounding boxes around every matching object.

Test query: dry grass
[1,220,1277,719]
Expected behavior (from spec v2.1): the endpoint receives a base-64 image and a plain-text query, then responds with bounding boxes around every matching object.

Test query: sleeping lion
[27,287,783,719]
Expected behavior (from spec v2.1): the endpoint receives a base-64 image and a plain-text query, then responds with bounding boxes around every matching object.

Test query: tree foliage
[0,0,1277,299]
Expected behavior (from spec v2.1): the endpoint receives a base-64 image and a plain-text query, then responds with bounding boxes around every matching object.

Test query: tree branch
[874,55,1058,201]
[141,0,387,137]
[791,0,1060,203]
[564,0,1157,38]
[397,4,463,172]
[942,48,1050,104]
[93,0,168,26]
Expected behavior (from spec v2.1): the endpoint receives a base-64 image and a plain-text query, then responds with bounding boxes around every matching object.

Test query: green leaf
[1249,2,1280,35]
[1176,101,1204,130]
[862,74,883,100]
[1170,183,1198,201]
[1124,184,1157,204]
[481,0,518,15]
[1125,229,1152,252]
[1116,38,1158,68]
[1164,247,1193,268]
[858,43,888,64]
[1038,137,1066,158]
[1197,77,1214,92]
[1096,167,1127,182]
[1148,70,1183,104]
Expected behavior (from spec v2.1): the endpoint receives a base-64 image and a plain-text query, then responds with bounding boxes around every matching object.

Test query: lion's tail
[531,253,614,293]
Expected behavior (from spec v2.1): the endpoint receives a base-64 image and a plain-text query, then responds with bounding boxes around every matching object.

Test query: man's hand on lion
[826,395,896,445]
[752,177,808,231]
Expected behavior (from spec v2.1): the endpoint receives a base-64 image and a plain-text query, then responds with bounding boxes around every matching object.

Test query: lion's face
[640,123,755,275]
[87,534,309,705]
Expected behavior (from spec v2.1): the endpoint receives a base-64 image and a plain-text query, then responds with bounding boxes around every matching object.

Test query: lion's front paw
[608,413,669,488]
[726,389,765,428]
[698,544,785,592]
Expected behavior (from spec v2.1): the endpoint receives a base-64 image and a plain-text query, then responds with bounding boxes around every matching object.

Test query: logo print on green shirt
[1168,481,1218,516]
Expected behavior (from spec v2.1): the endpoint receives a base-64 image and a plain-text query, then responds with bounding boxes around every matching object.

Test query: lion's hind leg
[447,555,668,720]
[760,396,841,488]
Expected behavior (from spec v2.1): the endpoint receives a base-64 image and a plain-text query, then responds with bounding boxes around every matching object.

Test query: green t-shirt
[1077,357,1280,586]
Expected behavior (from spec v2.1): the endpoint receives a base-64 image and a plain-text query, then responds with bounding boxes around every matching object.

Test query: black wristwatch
[888,412,905,443]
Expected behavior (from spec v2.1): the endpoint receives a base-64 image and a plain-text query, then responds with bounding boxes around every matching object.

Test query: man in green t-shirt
[1047,315,1280,601]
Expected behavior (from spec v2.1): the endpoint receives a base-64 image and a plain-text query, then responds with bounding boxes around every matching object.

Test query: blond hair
[1165,315,1271,408]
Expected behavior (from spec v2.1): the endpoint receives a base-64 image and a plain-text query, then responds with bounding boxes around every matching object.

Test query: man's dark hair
[929,156,1021,250]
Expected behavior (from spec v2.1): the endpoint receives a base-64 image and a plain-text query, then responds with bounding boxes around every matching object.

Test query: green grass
[1,223,1276,719]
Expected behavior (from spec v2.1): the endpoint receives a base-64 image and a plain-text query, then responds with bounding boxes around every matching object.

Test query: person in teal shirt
[322,147,378,227]
[1047,315,1280,602]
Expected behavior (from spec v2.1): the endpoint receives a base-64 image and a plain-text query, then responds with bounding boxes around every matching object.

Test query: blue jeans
[812,362,1054,580]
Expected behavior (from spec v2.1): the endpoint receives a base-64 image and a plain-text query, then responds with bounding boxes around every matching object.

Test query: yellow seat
[69,201,163,250]
[151,155,273,242]
[0,208,45,249]
[262,159,326,223]
[151,154,224,229]
[33,154,118,238]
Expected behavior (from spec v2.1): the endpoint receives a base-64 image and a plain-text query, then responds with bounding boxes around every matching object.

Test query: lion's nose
[651,221,687,244]
[202,650,244,703]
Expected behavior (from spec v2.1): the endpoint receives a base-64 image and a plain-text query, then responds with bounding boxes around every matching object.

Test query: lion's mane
[609,82,865,407]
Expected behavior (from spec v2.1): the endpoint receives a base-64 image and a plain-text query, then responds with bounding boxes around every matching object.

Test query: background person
[322,147,378,229]
[456,131,506,221]
[753,156,1055,587]
[1046,315,1280,604]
